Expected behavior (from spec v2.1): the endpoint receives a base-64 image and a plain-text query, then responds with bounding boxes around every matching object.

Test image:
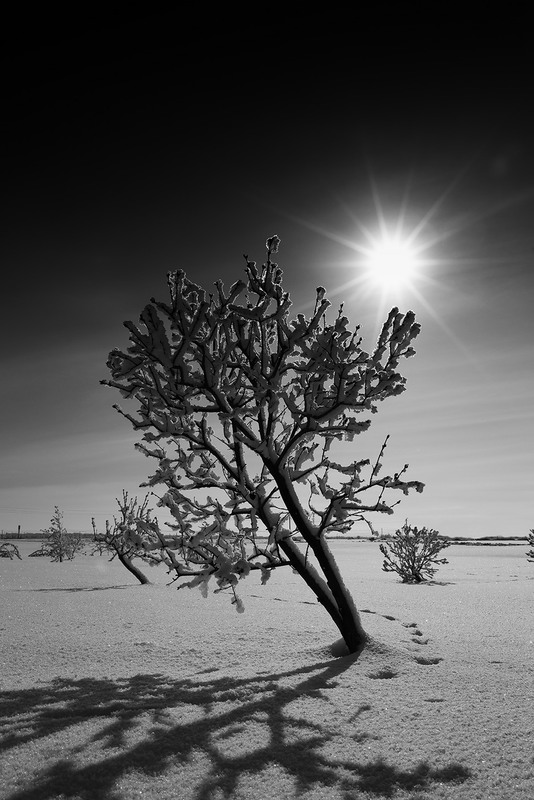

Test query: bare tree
[102,236,424,653]
[92,491,163,584]
[40,507,85,563]
[380,521,450,583]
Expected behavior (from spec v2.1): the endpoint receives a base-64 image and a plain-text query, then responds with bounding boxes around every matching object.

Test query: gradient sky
[2,21,533,537]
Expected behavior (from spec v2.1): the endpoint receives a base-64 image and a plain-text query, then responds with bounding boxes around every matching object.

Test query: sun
[276,176,453,316]
[364,233,419,288]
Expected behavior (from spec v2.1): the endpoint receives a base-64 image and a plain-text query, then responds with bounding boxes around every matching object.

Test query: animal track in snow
[367,668,398,680]
[361,609,443,665]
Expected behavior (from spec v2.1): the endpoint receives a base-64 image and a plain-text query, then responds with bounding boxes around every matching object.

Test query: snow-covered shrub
[92,491,164,584]
[103,236,424,653]
[380,521,450,583]
[40,507,85,563]
[0,542,22,560]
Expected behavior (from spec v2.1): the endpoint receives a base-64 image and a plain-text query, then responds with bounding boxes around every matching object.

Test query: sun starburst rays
[267,163,534,357]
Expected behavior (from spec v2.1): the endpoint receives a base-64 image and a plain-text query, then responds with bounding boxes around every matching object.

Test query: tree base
[329,636,367,659]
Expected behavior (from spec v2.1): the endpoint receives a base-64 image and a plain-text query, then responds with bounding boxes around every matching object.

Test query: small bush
[379,521,450,583]
[0,542,22,560]
[40,507,85,563]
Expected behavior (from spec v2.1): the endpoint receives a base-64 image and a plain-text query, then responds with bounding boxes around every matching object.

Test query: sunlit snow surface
[1,541,533,800]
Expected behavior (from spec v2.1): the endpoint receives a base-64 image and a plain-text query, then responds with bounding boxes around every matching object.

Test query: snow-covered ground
[1,540,533,799]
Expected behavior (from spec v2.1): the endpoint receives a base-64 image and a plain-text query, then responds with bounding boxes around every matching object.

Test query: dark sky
[2,18,534,535]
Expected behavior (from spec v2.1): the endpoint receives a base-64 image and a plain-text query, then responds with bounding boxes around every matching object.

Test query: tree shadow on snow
[16,585,133,592]
[0,659,471,800]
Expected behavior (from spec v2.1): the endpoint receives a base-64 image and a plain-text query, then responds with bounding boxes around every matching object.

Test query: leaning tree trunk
[278,535,367,654]
[117,552,151,585]
[266,469,367,655]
